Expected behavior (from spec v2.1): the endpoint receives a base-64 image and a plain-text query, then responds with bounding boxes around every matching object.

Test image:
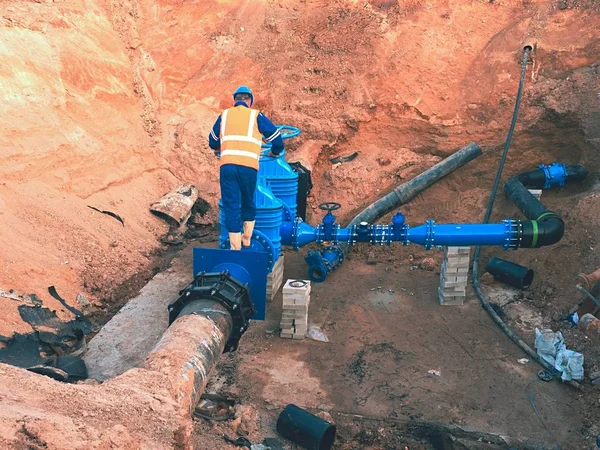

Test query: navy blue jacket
[209,102,284,155]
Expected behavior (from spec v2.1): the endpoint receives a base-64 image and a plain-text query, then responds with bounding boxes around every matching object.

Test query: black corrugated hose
[471,46,560,378]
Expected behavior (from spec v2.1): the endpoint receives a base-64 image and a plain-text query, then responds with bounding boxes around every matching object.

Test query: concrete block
[294,325,308,334]
[282,312,307,320]
[283,279,311,295]
[441,264,469,275]
[283,304,309,311]
[528,189,542,200]
[266,255,285,302]
[438,296,465,306]
[280,332,293,339]
[445,246,471,255]
[445,256,470,265]
[292,334,305,340]
[441,275,468,284]
[283,294,310,305]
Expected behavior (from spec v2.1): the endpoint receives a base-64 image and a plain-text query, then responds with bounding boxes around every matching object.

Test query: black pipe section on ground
[504,164,587,247]
[277,404,336,450]
[338,142,482,255]
[486,257,534,290]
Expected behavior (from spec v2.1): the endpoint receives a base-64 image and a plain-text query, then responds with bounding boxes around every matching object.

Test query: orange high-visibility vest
[219,106,263,170]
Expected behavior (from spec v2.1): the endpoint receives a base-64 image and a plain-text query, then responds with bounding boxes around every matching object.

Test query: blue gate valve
[318,202,341,242]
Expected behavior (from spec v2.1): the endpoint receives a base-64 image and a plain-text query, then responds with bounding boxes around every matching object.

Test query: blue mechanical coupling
[539,163,567,189]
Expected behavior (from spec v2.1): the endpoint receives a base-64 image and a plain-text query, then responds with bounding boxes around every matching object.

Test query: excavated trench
[1,0,600,449]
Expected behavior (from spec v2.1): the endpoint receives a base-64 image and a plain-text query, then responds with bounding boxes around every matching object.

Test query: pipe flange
[222,230,276,272]
[424,220,435,250]
[292,218,302,250]
[282,202,294,223]
[168,270,254,353]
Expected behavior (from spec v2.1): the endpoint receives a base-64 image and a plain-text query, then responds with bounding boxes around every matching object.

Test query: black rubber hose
[471,46,559,376]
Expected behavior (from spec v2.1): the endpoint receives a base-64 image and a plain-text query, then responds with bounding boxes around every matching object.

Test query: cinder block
[441,264,469,275]
[266,255,285,302]
[283,279,311,295]
[441,275,468,285]
[439,246,470,306]
[445,256,470,265]
[292,334,305,340]
[282,312,307,320]
[445,246,470,255]
[294,324,307,334]
[283,295,310,305]
[283,304,309,311]
[438,296,466,306]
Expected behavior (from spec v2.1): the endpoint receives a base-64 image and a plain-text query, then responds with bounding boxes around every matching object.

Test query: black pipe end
[486,257,534,290]
[566,164,588,182]
[277,404,336,450]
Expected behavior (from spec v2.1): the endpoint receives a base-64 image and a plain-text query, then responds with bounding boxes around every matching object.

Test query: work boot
[242,221,255,247]
[229,232,242,251]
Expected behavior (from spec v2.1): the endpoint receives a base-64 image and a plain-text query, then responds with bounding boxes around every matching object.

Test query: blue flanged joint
[304,245,344,282]
[370,224,394,246]
[423,219,435,250]
[503,219,521,249]
[291,218,319,250]
[539,163,567,189]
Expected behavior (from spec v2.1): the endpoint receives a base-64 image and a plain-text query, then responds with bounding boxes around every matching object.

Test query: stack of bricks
[280,279,311,340]
[438,246,470,306]
[266,254,285,303]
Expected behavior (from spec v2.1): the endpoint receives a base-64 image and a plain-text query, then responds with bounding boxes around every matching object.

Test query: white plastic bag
[307,325,329,342]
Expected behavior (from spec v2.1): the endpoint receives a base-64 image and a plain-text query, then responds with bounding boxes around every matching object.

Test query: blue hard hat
[233,85,253,106]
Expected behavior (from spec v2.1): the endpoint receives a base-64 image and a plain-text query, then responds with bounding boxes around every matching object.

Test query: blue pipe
[281,218,520,250]
[405,221,516,249]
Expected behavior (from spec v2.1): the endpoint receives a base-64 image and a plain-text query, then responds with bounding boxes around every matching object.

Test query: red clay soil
[0,0,599,448]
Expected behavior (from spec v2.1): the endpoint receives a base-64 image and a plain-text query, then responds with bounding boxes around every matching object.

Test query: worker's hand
[267,151,280,158]
[214,150,221,158]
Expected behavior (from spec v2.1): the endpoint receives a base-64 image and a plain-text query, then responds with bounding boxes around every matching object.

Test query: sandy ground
[1,0,599,448]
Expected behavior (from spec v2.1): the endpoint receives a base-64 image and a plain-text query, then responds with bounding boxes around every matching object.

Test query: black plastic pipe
[338,142,482,255]
[504,164,587,247]
[277,404,336,450]
[486,257,534,289]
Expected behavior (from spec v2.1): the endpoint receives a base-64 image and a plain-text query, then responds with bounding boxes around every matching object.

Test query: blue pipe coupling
[304,245,344,282]
[539,163,568,189]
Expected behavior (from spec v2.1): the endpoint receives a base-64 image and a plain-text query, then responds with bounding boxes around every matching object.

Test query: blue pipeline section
[283,213,522,282]
[280,218,520,250]
[215,125,569,284]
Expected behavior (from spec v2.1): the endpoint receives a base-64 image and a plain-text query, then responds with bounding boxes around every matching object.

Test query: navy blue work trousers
[220,164,257,233]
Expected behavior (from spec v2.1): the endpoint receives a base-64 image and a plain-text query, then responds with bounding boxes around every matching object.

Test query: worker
[209,86,284,250]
